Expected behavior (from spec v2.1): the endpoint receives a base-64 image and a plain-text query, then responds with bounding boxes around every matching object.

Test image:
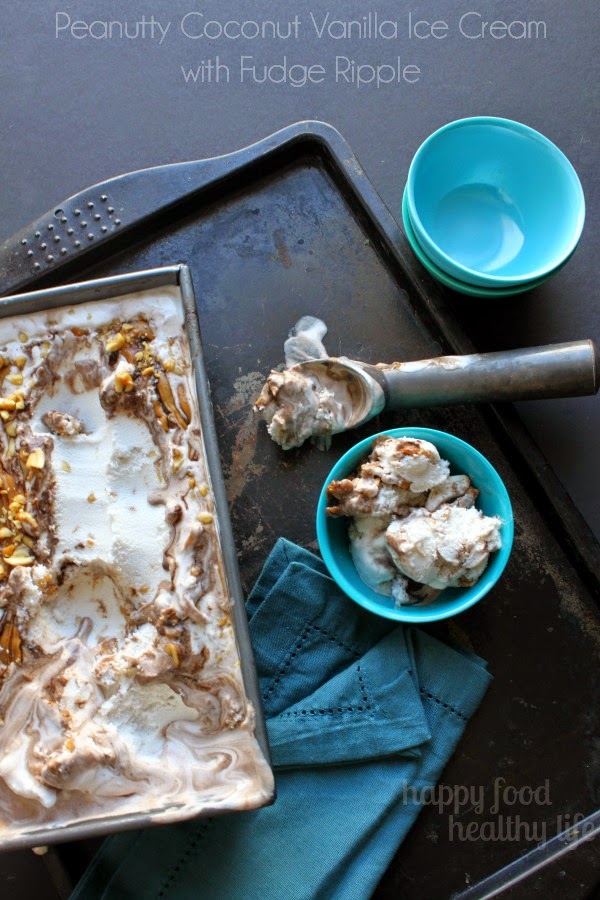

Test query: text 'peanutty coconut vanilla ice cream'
[0,286,272,843]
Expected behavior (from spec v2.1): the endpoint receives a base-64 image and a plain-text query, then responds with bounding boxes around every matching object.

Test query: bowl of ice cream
[316,427,513,622]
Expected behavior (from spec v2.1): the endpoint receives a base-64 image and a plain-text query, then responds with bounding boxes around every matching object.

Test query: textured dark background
[0,1,598,897]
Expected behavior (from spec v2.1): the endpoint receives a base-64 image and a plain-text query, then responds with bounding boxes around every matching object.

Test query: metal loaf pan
[0,264,273,852]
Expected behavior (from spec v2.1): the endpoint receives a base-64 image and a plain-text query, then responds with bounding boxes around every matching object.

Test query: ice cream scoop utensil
[293,339,599,430]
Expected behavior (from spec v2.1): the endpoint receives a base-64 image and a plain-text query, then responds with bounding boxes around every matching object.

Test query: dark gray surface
[0,2,598,898]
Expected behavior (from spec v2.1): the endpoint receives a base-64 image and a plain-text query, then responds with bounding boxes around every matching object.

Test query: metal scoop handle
[380,340,599,408]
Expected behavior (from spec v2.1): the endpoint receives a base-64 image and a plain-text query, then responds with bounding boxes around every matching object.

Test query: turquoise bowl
[401,190,555,297]
[316,427,514,623]
[406,117,585,287]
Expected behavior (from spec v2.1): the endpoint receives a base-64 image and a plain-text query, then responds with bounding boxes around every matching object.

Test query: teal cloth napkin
[71,538,491,900]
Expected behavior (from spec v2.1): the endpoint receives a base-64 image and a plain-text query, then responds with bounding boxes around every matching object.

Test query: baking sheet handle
[0,121,342,297]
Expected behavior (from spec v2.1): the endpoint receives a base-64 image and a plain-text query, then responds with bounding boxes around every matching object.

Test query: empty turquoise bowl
[406,117,585,287]
[316,427,514,623]
[401,189,556,297]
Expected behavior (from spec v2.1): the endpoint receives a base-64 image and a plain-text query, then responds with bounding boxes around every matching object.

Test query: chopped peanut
[106,333,126,353]
[115,371,134,393]
[165,643,180,668]
[26,449,45,470]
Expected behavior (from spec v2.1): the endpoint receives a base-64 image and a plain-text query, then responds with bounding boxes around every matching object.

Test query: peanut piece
[177,383,192,423]
[26,449,45,469]
[106,333,126,353]
[115,371,134,393]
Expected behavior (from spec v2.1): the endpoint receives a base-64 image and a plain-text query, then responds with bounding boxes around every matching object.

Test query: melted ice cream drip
[283,316,329,367]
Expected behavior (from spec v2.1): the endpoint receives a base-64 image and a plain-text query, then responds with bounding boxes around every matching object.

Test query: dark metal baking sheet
[0,265,273,852]
[0,123,598,897]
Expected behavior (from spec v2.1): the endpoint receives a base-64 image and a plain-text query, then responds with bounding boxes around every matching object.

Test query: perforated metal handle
[0,161,219,294]
[0,190,121,284]
[0,122,319,296]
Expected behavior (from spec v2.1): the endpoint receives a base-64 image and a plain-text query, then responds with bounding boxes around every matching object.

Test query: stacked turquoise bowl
[403,117,585,297]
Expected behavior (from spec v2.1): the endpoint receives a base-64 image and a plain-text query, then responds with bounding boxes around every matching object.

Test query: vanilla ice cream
[386,505,502,590]
[361,436,450,492]
[254,366,349,450]
[326,436,503,605]
[0,286,273,843]
[348,515,396,592]
[254,316,355,450]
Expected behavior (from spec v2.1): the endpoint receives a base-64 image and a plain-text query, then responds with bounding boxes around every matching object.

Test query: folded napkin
[72,539,491,900]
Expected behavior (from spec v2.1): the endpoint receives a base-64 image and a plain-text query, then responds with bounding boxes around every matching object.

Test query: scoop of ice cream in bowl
[316,427,513,622]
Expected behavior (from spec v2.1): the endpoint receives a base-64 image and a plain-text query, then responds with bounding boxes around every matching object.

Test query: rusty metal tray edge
[0,264,273,853]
